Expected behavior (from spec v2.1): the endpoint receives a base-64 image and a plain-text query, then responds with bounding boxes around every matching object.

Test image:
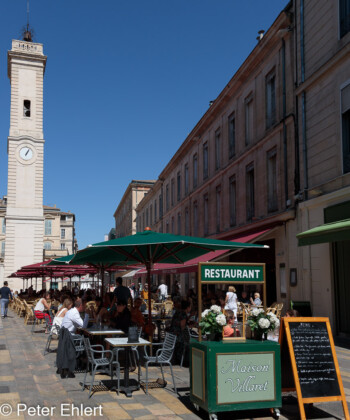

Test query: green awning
[297,219,350,246]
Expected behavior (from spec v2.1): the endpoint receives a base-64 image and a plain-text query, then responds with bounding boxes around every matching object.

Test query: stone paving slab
[0,310,349,419]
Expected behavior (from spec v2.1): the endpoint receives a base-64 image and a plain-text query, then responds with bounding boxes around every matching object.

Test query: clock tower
[4,38,47,287]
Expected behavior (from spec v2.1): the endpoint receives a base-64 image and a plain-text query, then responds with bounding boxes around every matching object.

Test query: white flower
[252,308,260,317]
[210,305,221,314]
[216,314,226,326]
[258,318,271,329]
[201,309,209,318]
[274,318,280,328]
[258,308,265,314]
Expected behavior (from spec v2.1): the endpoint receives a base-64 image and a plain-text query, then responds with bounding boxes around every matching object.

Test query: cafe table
[80,327,124,336]
[105,337,150,397]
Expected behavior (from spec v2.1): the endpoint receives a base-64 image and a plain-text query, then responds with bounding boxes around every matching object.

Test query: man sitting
[109,300,131,333]
[61,299,89,334]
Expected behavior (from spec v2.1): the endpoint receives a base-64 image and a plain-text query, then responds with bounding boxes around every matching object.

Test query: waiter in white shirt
[157,280,168,302]
[61,299,89,334]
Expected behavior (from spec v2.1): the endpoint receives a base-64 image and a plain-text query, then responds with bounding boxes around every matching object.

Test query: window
[245,95,253,145]
[185,207,189,235]
[228,113,236,158]
[1,219,5,234]
[45,220,52,235]
[184,164,189,195]
[193,154,198,188]
[229,176,237,226]
[342,84,350,173]
[177,171,181,201]
[266,72,276,129]
[193,201,198,237]
[171,217,175,234]
[203,142,209,179]
[23,100,31,117]
[216,185,221,232]
[1,241,5,258]
[166,220,169,233]
[177,212,181,235]
[61,243,66,250]
[166,184,169,211]
[171,179,175,206]
[60,228,65,239]
[44,242,51,250]
[267,148,278,212]
[159,194,163,218]
[340,0,350,38]
[154,199,157,222]
[246,163,255,221]
[150,204,153,226]
[204,193,209,236]
[215,129,221,170]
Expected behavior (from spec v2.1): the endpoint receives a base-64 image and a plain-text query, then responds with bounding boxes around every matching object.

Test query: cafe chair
[44,325,60,355]
[143,332,177,395]
[82,337,120,398]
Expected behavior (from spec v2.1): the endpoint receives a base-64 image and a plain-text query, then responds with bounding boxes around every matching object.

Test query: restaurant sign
[199,263,265,283]
[217,352,276,404]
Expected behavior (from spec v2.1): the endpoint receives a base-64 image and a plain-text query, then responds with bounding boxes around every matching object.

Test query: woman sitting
[130,298,145,329]
[34,291,52,329]
[250,292,262,306]
[109,300,131,333]
[52,298,73,333]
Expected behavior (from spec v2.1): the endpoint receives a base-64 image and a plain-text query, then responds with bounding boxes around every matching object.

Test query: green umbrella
[70,228,268,334]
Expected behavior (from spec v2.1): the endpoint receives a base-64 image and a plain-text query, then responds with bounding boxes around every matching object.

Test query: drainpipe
[302,91,308,200]
[282,38,289,207]
[300,0,308,200]
[300,0,305,83]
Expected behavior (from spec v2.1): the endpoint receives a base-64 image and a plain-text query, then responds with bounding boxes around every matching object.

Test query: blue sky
[0,0,288,249]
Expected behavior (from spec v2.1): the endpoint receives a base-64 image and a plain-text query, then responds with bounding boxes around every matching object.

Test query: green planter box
[190,340,281,417]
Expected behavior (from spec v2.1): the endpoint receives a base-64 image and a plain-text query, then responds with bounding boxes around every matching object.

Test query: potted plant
[247,308,280,340]
[199,305,226,341]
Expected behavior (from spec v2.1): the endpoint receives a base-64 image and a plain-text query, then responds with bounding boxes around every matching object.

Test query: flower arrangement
[247,308,280,339]
[199,305,226,337]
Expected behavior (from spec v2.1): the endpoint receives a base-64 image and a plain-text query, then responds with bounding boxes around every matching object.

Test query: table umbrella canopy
[69,228,268,336]
[70,229,268,268]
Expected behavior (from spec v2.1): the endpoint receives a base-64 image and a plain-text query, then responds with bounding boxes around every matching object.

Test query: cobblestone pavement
[0,310,349,420]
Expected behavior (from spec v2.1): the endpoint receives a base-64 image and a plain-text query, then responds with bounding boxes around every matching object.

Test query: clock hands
[25,149,29,156]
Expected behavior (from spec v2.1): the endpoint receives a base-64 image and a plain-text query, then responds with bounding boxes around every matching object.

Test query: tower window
[23,100,31,117]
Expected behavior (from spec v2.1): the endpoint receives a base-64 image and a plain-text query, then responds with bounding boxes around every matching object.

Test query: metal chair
[143,332,177,394]
[44,324,60,355]
[82,337,120,398]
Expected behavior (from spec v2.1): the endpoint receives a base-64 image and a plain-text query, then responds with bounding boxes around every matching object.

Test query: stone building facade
[136,6,295,306]
[134,1,350,338]
[114,180,156,238]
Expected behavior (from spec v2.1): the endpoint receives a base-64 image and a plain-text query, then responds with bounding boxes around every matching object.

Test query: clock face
[19,146,33,161]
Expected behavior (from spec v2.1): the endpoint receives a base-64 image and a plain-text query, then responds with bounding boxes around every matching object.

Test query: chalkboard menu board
[288,321,340,398]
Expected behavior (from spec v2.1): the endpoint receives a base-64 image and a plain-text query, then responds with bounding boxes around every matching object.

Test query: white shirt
[158,284,168,296]
[34,298,45,312]
[225,292,238,310]
[61,307,89,334]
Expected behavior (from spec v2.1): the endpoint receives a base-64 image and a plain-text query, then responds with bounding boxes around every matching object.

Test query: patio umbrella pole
[146,262,153,343]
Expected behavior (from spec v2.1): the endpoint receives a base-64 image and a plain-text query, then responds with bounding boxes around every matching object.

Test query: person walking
[224,285,238,320]
[0,281,13,319]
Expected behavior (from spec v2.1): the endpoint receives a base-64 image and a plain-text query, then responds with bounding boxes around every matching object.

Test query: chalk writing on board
[288,322,340,398]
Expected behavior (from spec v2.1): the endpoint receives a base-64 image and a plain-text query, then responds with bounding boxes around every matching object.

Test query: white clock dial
[19,146,33,161]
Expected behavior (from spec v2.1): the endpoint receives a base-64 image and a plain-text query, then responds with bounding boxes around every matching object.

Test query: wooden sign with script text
[282,317,349,420]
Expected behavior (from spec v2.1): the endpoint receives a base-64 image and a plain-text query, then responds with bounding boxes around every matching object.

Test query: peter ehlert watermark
[0,402,103,417]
